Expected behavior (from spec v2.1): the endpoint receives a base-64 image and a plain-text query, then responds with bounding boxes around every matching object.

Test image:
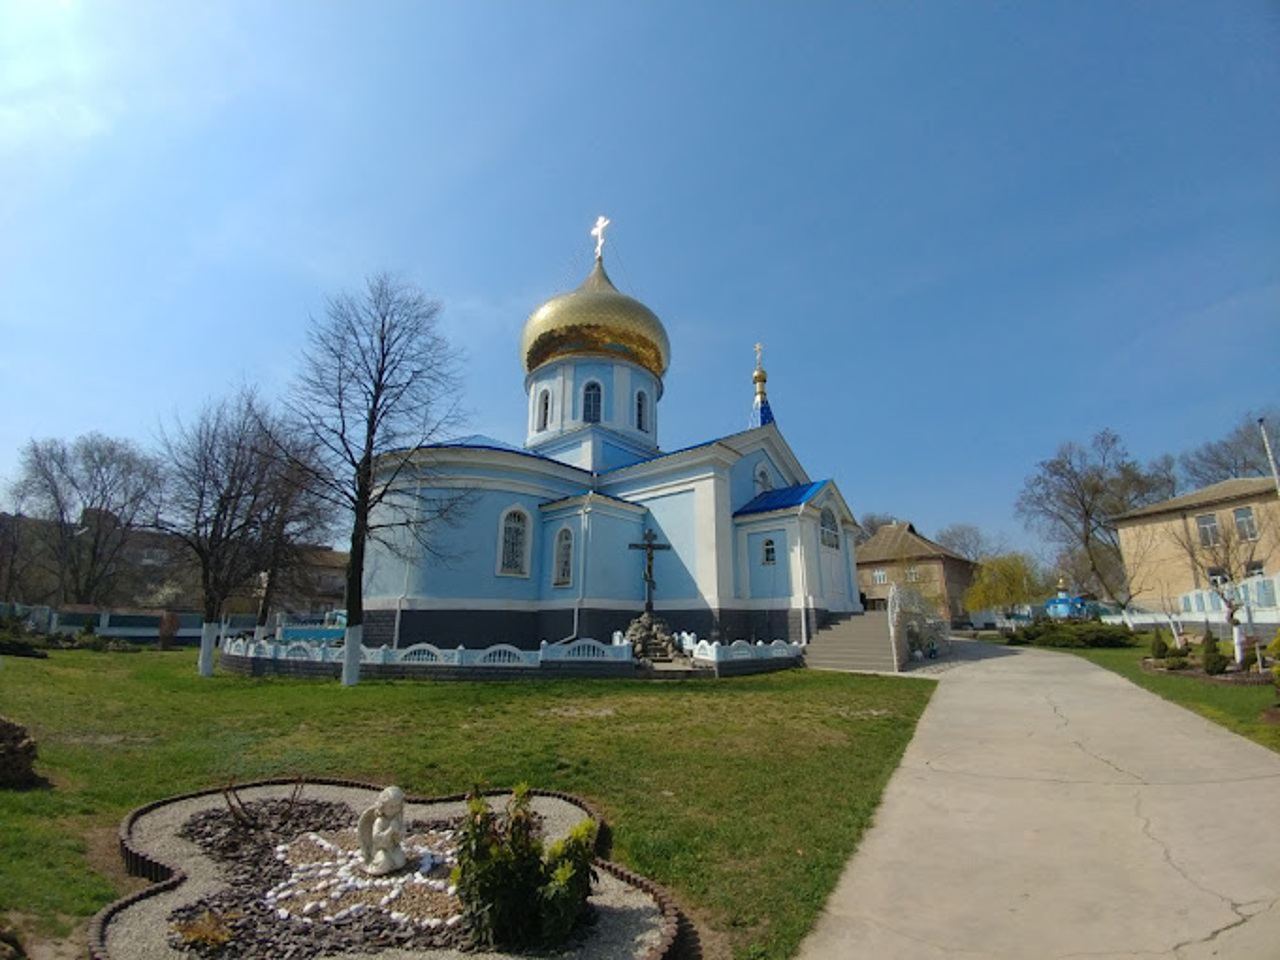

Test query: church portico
[361,220,863,649]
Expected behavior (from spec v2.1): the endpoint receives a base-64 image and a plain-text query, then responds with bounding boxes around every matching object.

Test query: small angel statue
[357,785,408,876]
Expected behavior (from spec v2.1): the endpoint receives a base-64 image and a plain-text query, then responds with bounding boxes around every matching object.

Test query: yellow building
[1113,477,1279,612]
[855,522,977,623]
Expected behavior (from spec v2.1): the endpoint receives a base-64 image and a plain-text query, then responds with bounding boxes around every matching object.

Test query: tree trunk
[198,621,218,677]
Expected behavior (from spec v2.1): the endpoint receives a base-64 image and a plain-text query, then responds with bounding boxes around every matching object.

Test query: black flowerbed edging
[89,778,685,960]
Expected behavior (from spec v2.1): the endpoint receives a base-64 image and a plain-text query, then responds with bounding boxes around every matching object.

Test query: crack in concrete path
[1047,694,1146,783]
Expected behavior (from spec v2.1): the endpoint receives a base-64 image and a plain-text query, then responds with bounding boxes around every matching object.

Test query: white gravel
[104,783,665,960]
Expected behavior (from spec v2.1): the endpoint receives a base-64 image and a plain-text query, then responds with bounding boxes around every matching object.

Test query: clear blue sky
[3,1,1277,556]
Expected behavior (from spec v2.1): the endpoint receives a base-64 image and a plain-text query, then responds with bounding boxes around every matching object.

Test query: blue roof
[444,434,527,453]
[733,481,826,516]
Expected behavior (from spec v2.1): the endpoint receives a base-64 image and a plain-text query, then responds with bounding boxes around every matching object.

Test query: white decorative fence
[223,632,803,672]
[222,636,633,668]
[690,639,803,664]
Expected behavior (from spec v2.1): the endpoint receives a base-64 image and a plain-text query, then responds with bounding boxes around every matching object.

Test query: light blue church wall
[366,488,550,602]
[747,529,791,598]
[600,439,644,472]
[577,510,646,601]
[633,489,699,601]
[730,451,783,510]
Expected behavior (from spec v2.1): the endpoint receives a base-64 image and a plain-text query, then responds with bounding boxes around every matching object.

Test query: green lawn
[0,649,934,959]
[1056,645,1280,753]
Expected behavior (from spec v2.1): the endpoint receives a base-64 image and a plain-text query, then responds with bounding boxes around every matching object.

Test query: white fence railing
[222,636,634,668]
[224,632,804,669]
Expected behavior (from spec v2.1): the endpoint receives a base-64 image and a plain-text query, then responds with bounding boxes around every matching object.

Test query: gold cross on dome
[591,215,610,259]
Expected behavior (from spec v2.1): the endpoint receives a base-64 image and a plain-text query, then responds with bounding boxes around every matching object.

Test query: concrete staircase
[804,611,899,673]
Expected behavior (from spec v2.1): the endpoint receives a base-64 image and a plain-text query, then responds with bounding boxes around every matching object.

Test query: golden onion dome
[521,257,670,380]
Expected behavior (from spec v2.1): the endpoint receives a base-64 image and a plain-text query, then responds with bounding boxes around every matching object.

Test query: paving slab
[796,641,1280,959]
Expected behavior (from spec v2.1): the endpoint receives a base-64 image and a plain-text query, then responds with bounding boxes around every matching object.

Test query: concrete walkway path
[797,641,1280,959]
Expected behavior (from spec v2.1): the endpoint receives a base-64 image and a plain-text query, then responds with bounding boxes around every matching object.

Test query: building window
[1196,513,1220,548]
[873,568,887,585]
[1245,560,1264,579]
[1234,506,1259,542]
[762,538,776,565]
[1257,579,1277,608]
[1194,593,1205,612]
[819,508,839,548]
[906,566,920,583]
[1181,596,1191,613]
[553,528,573,586]
[636,390,648,432]
[582,382,602,423]
[499,509,529,576]
[537,390,551,432]
[756,467,772,493]
[1207,566,1229,587]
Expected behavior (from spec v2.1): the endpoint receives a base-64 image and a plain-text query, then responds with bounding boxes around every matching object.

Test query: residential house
[855,522,977,623]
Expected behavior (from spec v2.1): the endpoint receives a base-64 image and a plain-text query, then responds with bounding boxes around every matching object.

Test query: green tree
[963,552,1050,615]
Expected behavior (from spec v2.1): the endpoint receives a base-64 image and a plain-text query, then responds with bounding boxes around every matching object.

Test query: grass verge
[1057,645,1280,753]
[0,649,934,959]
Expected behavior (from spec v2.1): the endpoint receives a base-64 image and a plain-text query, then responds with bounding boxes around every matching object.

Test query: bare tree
[1179,407,1280,488]
[1016,430,1176,610]
[159,389,324,675]
[285,273,465,685]
[854,512,898,545]
[14,433,160,606]
[934,523,1004,562]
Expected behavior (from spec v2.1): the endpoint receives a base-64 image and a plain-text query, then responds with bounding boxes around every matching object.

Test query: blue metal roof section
[443,434,527,453]
[749,395,774,428]
[541,489,640,510]
[733,481,827,516]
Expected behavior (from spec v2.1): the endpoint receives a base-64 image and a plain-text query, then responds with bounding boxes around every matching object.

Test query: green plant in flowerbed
[452,784,597,949]
[1200,635,1229,676]
[0,649,933,958]
[1006,620,1143,649]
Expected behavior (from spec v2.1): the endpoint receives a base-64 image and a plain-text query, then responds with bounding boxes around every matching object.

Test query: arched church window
[499,509,529,575]
[554,528,573,586]
[636,390,648,432]
[583,382,602,423]
[762,538,776,566]
[820,508,839,549]
[756,467,773,493]
[537,390,551,432]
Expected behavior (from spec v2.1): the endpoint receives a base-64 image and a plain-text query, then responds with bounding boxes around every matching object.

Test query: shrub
[1150,630,1169,660]
[1006,621,1137,649]
[1164,656,1189,671]
[452,785,597,950]
[1267,628,1280,661]
[1201,638,1228,676]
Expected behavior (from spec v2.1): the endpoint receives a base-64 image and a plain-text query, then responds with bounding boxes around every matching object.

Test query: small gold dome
[521,257,670,380]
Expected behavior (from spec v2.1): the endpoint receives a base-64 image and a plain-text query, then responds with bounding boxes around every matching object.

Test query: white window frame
[553,527,573,587]
[1244,559,1264,579]
[636,390,648,433]
[1196,513,1220,548]
[762,538,776,566]
[819,508,839,548]
[496,507,531,577]
[582,381,603,424]
[906,566,920,583]
[1234,506,1259,542]
[872,568,887,586]
[537,389,551,432]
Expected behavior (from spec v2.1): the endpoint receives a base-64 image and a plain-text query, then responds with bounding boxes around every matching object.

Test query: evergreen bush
[1150,630,1169,660]
[452,785,597,950]
[1201,637,1228,676]
[1164,656,1189,671]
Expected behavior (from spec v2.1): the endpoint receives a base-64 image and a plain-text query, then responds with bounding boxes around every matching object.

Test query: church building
[363,224,862,648]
